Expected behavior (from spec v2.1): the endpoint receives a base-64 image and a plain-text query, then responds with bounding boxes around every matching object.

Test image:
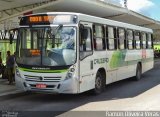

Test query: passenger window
[118,28,125,49]
[147,33,153,49]
[107,26,117,50]
[93,25,105,50]
[127,30,134,49]
[141,32,147,49]
[135,31,141,49]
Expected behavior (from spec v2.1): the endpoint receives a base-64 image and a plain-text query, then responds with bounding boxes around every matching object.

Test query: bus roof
[22,12,153,33]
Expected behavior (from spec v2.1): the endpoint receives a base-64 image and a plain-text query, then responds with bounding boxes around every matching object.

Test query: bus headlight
[16,68,21,78]
[66,73,73,80]
[65,68,75,80]
[65,72,73,80]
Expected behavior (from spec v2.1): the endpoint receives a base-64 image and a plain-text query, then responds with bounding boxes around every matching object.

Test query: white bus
[15,12,154,94]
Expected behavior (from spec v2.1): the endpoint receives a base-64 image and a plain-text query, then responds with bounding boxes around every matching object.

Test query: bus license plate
[36,84,46,89]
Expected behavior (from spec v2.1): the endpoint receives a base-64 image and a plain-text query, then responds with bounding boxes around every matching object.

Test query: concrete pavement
[0,78,21,97]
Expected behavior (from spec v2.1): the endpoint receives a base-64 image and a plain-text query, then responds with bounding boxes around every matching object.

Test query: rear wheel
[134,63,142,81]
[93,71,105,94]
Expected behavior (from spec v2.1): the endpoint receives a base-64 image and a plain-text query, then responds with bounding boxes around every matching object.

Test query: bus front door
[79,22,94,93]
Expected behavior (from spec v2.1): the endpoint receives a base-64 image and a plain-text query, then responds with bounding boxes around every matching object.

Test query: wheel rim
[95,76,102,90]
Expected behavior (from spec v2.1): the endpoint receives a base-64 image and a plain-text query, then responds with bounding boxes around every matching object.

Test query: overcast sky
[124,0,160,20]
[103,0,160,21]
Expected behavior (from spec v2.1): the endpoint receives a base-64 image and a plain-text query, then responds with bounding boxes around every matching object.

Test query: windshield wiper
[52,24,63,36]
[51,24,63,48]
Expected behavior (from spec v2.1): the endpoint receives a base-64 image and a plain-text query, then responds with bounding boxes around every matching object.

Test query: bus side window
[79,27,92,60]
[107,26,117,50]
[93,24,105,50]
[147,33,153,49]
[117,28,125,49]
[134,31,141,49]
[127,29,134,50]
[151,34,153,49]
[141,32,147,49]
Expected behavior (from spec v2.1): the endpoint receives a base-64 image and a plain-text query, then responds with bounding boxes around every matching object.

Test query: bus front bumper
[15,74,78,94]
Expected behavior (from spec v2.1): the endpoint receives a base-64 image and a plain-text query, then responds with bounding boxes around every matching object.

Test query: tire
[93,71,105,94]
[134,63,142,81]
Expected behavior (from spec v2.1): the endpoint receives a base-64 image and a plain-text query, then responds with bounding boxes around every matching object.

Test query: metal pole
[124,0,127,8]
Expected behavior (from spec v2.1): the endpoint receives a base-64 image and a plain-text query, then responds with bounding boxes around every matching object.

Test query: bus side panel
[106,51,118,84]
[79,54,95,93]
[121,50,142,80]
[116,50,143,81]
[116,50,131,81]
[142,49,154,73]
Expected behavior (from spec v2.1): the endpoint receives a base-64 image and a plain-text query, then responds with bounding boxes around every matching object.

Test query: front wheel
[93,72,105,94]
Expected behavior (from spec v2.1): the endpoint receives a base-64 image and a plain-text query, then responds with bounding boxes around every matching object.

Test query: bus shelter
[0,0,160,62]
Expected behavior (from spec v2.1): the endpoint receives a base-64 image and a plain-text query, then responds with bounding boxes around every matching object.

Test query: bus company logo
[39,77,43,81]
[32,67,50,70]
[94,58,109,65]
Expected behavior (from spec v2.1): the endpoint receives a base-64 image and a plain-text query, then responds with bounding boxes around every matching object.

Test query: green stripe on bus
[18,67,68,73]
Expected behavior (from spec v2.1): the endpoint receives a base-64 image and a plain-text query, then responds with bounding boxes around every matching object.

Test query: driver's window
[80,27,92,60]
[80,28,92,51]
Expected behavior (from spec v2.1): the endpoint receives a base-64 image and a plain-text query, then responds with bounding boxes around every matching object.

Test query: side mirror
[9,30,14,44]
[9,29,19,44]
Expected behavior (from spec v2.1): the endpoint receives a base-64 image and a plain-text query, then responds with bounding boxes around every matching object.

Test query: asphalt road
[0,60,160,117]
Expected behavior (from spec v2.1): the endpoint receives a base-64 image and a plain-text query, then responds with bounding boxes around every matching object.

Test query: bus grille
[24,75,61,83]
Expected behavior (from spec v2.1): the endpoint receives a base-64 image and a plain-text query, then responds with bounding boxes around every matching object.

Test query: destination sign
[20,14,77,25]
[29,16,55,23]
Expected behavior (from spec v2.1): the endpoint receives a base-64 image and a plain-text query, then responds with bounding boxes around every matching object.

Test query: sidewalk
[0,77,21,97]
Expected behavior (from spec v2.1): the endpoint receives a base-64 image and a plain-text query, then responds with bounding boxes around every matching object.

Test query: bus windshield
[16,26,76,67]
